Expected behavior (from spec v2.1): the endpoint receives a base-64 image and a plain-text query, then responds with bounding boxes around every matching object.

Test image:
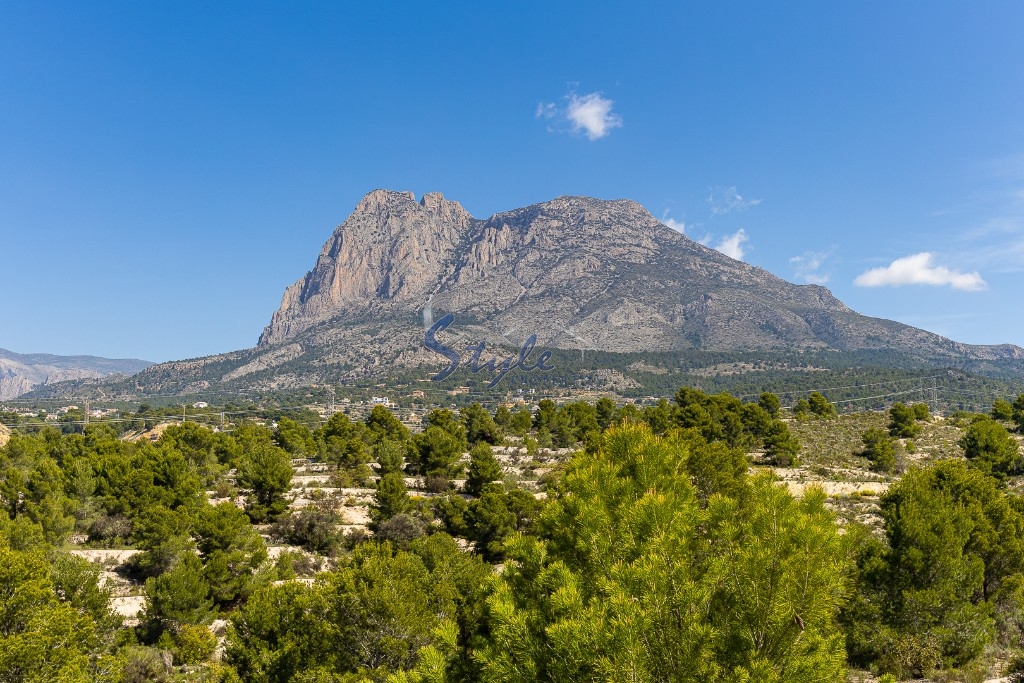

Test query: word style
[424,314,554,387]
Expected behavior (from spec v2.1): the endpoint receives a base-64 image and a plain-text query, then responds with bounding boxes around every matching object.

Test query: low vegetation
[3,387,1024,681]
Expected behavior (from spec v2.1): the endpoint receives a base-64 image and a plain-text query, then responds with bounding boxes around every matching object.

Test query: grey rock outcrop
[257,190,1023,362]
[0,349,153,400]
[91,189,1022,397]
[260,190,474,345]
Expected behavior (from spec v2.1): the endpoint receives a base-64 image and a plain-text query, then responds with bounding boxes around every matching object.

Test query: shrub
[808,392,837,418]
[960,418,1023,480]
[172,624,217,665]
[374,513,426,549]
[889,403,921,438]
[87,514,132,546]
[861,428,896,473]
[271,502,343,555]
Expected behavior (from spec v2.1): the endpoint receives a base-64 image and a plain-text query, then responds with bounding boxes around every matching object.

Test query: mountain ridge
[0,348,154,400]
[24,189,1024,399]
[258,189,1022,362]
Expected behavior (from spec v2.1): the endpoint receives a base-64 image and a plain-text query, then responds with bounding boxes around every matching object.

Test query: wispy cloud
[854,252,987,291]
[535,102,558,120]
[660,210,686,233]
[713,229,748,260]
[536,88,622,141]
[789,249,834,285]
[932,154,1024,274]
[706,186,761,216]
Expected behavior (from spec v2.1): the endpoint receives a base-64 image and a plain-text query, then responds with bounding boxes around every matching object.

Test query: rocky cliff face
[256,190,1023,364]
[0,350,153,400]
[64,189,1022,397]
[0,359,104,401]
[260,190,474,345]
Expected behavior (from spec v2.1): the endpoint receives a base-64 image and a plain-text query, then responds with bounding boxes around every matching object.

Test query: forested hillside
[5,389,1024,681]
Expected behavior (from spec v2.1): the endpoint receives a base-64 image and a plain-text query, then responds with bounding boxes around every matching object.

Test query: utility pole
[85,399,90,425]
[328,386,336,418]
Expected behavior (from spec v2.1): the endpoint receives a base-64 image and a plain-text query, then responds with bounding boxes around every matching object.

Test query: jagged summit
[259,190,475,346]
[55,189,1023,397]
[256,189,1018,366]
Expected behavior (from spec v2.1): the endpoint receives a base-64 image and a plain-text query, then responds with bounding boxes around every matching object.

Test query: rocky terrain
[31,190,1024,398]
[256,190,1021,361]
[262,190,987,358]
[0,348,153,400]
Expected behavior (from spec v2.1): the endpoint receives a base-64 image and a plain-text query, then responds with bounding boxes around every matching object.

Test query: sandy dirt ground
[782,480,889,497]
[110,596,146,619]
[69,549,142,564]
[124,422,172,443]
[341,506,371,526]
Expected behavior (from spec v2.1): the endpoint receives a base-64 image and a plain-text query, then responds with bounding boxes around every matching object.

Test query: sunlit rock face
[259,189,1021,361]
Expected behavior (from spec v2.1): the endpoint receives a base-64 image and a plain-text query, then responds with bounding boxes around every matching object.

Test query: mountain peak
[419,191,472,223]
[258,190,476,346]
[355,188,416,212]
[254,190,1021,375]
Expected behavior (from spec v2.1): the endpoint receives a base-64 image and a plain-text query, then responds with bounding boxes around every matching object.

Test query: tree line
[4,390,1024,680]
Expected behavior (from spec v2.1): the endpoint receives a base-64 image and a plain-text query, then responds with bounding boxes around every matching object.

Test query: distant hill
[28,189,1024,400]
[0,348,153,400]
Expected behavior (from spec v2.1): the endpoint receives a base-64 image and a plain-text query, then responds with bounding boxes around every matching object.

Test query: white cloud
[662,217,687,232]
[854,252,987,291]
[660,211,686,233]
[536,89,622,141]
[566,92,622,140]
[789,249,833,285]
[707,186,761,216]
[713,229,748,260]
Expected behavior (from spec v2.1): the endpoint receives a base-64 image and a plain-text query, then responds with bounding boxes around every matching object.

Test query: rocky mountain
[49,189,1024,398]
[259,189,1022,359]
[0,349,153,400]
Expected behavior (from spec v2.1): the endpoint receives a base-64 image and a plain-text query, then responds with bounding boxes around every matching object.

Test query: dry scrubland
[786,413,970,528]
[11,402,1024,683]
[63,436,571,623]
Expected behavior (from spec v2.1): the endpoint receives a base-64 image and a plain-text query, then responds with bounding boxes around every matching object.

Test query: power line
[730,374,949,401]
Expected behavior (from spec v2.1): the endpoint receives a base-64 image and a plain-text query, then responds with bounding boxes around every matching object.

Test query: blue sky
[2,1,1024,361]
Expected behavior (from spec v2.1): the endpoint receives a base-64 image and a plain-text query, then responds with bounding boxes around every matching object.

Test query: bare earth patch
[111,596,146,619]
[124,422,173,443]
[784,481,889,497]
[69,549,142,564]
[341,506,371,526]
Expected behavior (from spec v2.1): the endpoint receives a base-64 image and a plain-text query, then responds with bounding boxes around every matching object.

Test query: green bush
[888,402,921,438]
[172,623,217,665]
[861,428,896,473]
